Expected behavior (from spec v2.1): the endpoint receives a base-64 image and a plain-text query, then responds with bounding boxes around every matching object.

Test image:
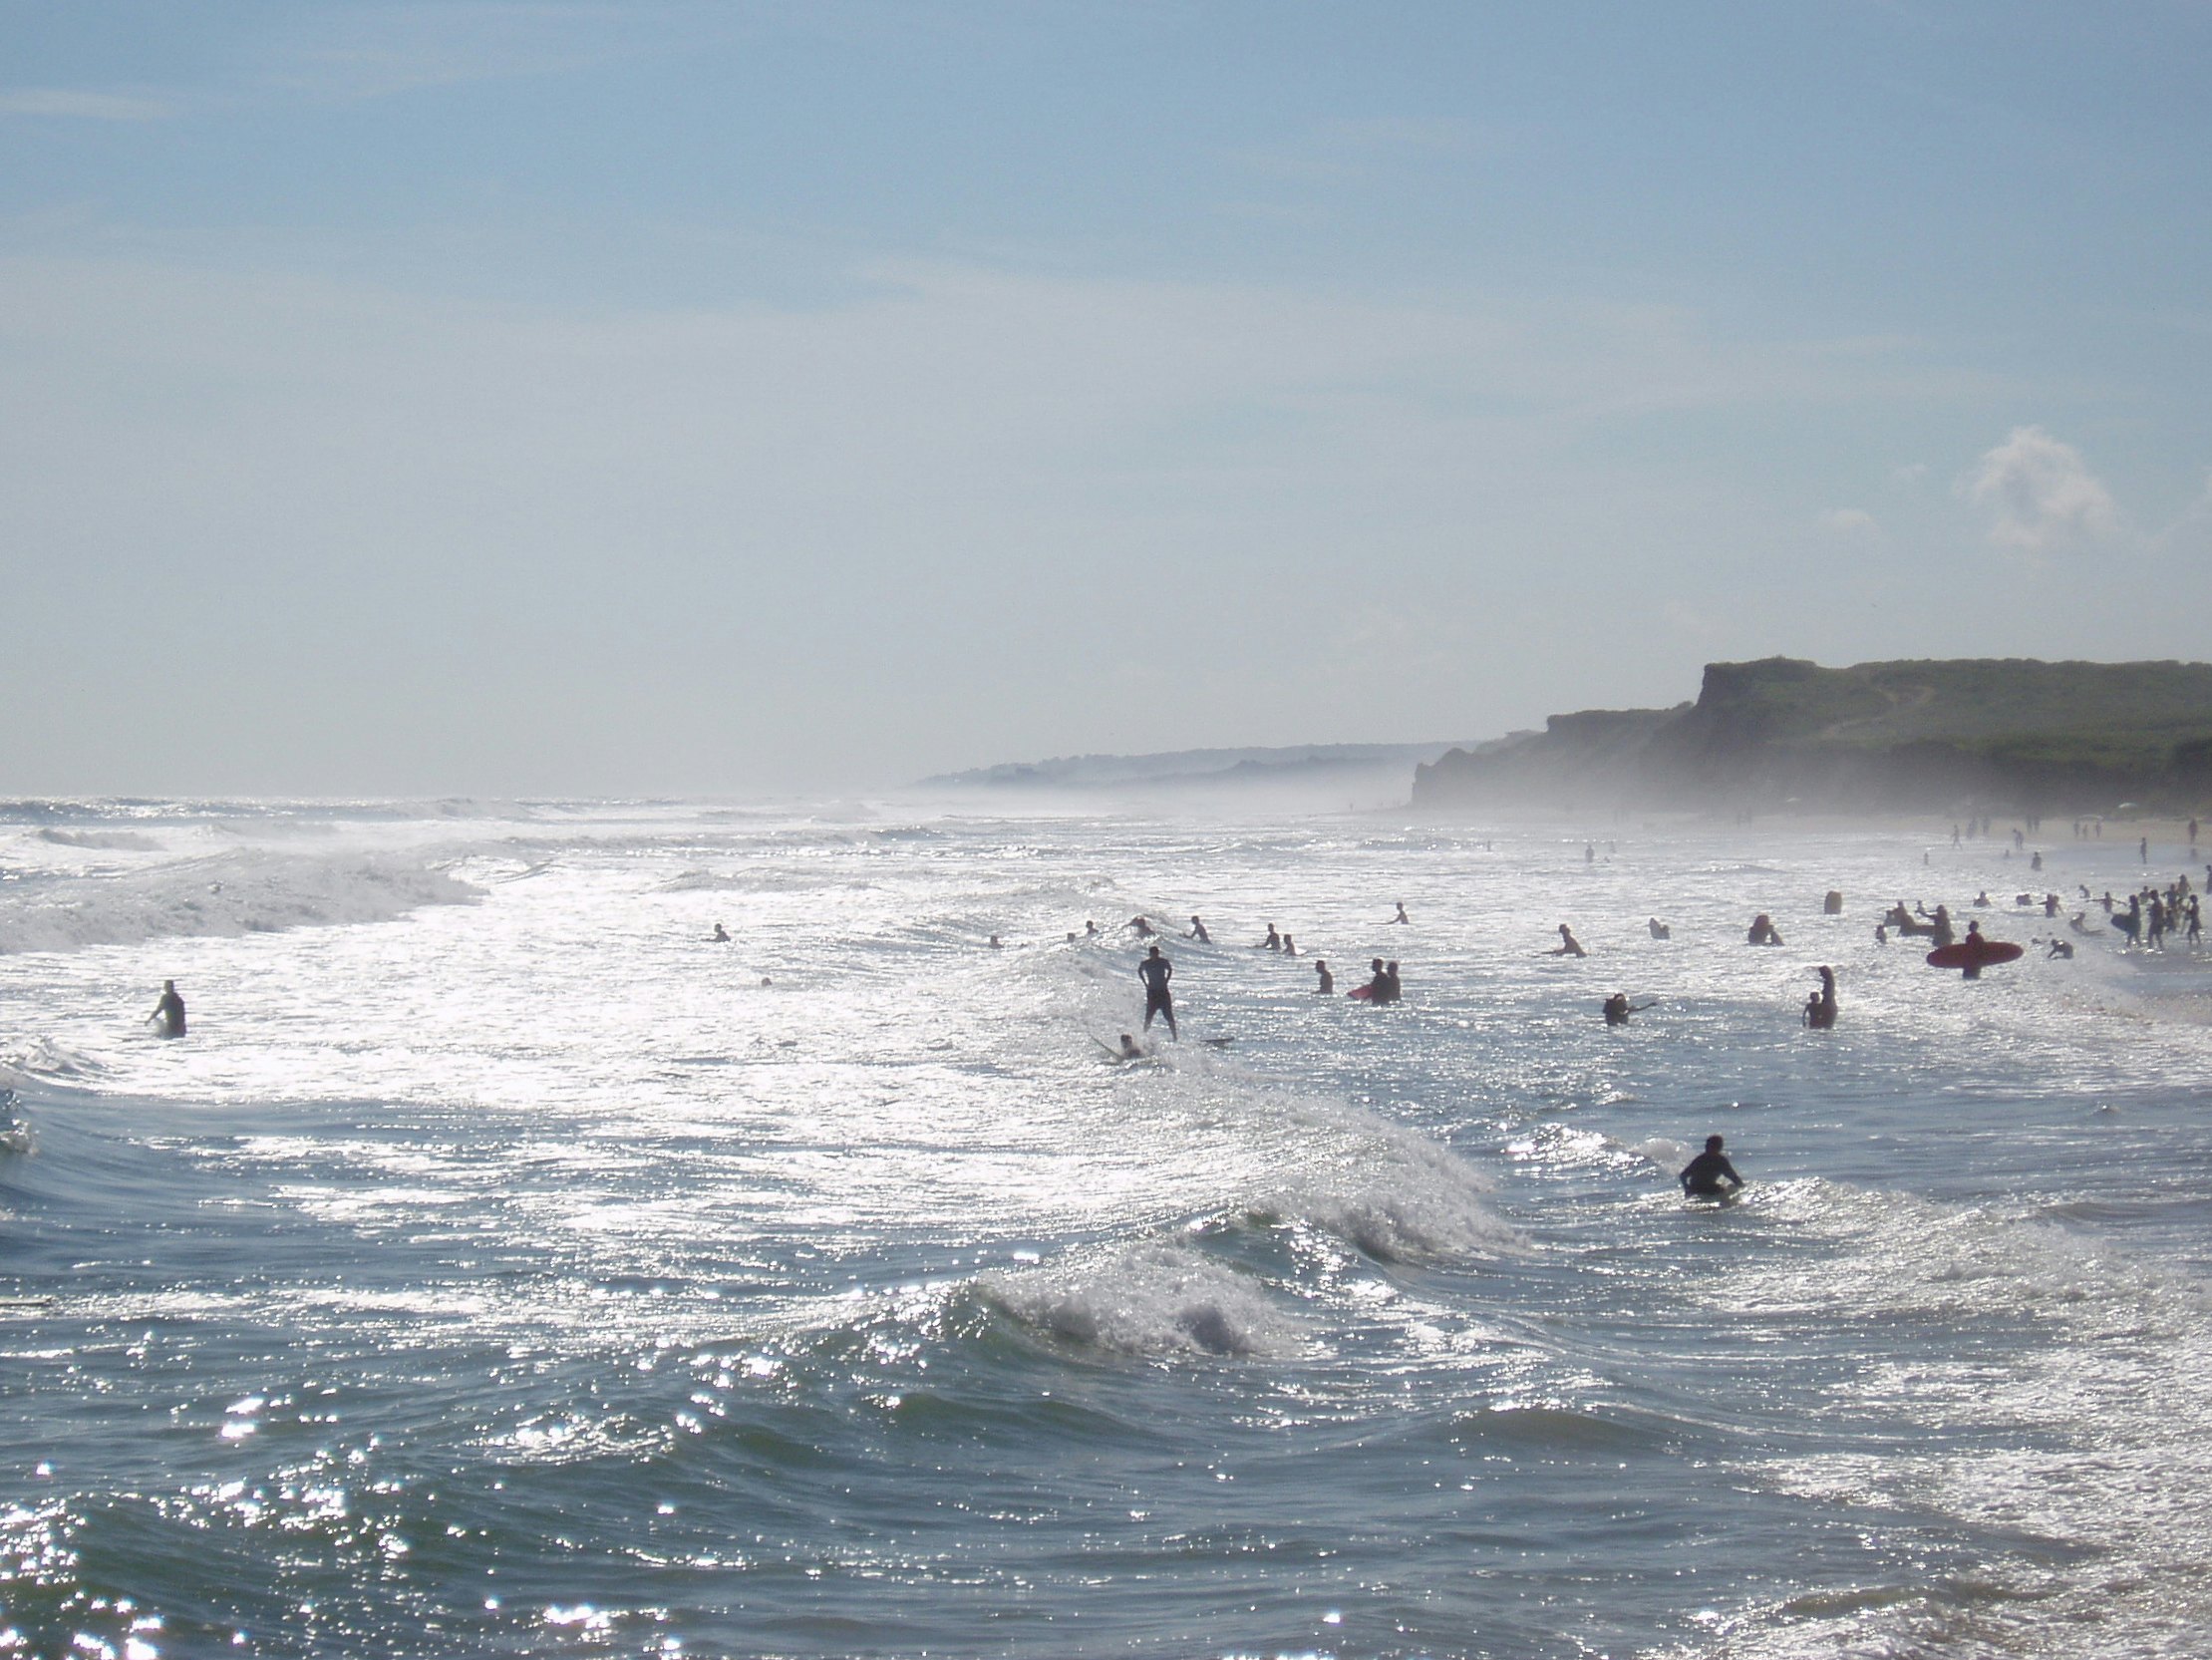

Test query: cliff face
[1414,657,2212,814]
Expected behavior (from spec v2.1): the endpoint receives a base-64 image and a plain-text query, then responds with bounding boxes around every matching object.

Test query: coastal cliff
[1414,657,2212,815]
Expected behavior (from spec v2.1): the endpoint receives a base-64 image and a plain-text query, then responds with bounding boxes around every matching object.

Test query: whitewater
[4,798,2211,1659]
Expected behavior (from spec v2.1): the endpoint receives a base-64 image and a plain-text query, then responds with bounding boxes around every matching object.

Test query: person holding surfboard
[151,980,185,1038]
[1680,1136,1743,1198]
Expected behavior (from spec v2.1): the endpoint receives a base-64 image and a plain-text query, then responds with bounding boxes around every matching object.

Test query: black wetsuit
[154,990,186,1038]
[1137,954,1175,1035]
[1679,1151,1741,1196]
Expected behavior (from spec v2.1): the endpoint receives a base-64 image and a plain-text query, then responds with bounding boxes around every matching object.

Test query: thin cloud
[1822,507,1882,537]
[0,87,176,121]
[1960,425,2117,554]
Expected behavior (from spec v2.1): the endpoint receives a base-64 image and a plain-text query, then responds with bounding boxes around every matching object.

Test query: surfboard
[1348,985,1375,1001]
[1925,939,2025,970]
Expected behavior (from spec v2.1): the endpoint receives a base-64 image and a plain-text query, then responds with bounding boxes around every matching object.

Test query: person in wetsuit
[1803,966,1838,1030]
[1393,901,1411,925]
[1680,1135,1742,1197]
[1137,945,1177,1039]
[152,980,186,1039]
[1314,959,1334,995]
[1550,924,1586,958]
[1602,992,1654,1025]
[1187,915,1211,943]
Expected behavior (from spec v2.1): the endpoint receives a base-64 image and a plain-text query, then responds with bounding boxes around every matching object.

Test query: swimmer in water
[1803,966,1837,1030]
[1393,901,1411,924]
[988,934,1003,949]
[1550,924,1586,958]
[1137,945,1177,1039]
[1126,915,1154,938]
[711,922,730,942]
[1746,913,1783,947]
[1187,915,1211,943]
[1259,924,1281,951]
[1603,992,1655,1025]
[1380,960,1402,1003]
[151,980,185,1039]
[1314,959,1334,995]
[1280,933,1296,957]
[1680,1135,1743,1197]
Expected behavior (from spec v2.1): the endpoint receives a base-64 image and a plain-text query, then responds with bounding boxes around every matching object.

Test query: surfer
[1680,1135,1743,1198]
[1803,966,1838,1030]
[1259,924,1281,951]
[988,934,1003,949]
[1603,992,1654,1026]
[1126,915,1155,938]
[1314,959,1334,995]
[1746,914,1783,946]
[1137,945,1177,1039]
[1550,924,1587,958]
[1649,917,1671,940]
[152,980,186,1039]
[1187,915,1211,943]
[711,922,730,942]
[2047,939,2074,959]
[1393,901,1411,925]
[1381,961,1403,1003]
[1280,933,1297,956]
[1116,1033,1145,1060]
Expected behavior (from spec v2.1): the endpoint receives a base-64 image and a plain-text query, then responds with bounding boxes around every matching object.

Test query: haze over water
[5,798,2211,1658]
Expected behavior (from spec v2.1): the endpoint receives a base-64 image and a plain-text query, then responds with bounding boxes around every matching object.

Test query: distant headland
[1414,657,2212,816]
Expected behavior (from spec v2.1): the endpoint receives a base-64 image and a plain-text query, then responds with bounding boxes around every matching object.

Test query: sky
[4,1,2210,798]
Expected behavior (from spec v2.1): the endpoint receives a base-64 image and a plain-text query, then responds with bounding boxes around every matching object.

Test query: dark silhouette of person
[1648,917,1671,939]
[1804,966,1837,1030]
[1117,1033,1144,1059]
[1126,915,1154,937]
[152,980,186,1039]
[1380,961,1403,1003]
[1259,924,1281,951]
[1393,901,1411,924]
[1680,1135,1743,1197]
[1604,992,1654,1025]
[1550,924,1586,958]
[1281,933,1297,957]
[1314,959,1334,995]
[1137,945,1177,1039]
[711,922,730,942]
[1746,913,1783,946]
[1188,915,1211,943]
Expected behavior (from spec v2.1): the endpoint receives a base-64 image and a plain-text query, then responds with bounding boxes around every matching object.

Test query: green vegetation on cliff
[1415,657,2212,814]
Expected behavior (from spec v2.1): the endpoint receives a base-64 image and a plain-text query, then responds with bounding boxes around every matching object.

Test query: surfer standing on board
[1680,1135,1743,1197]
[152,980,186,1038]
[1137,945,1177,1040]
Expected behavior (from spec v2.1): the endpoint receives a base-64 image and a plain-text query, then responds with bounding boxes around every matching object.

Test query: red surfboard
[1925,939,2025,970]
[1348,985,1375,1001]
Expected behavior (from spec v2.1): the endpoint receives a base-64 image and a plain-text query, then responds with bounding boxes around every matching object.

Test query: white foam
[982,1242,1307,1359]
[0,849,479,955]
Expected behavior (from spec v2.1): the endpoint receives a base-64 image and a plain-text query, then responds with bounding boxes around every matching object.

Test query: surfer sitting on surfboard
[1680,1136,1743,1198]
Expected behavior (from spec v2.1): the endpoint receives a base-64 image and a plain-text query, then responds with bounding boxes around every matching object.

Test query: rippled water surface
[4,801,2211,1658]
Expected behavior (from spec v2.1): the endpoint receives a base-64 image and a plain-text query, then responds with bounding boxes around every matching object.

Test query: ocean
[3,799,2210,1659]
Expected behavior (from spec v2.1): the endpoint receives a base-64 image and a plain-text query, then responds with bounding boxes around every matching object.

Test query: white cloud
[0,88,175,121]
[1960,425,2117,553]
[1821,507,1881,536]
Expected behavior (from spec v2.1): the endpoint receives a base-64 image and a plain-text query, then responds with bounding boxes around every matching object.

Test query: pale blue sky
[4,1,2209,795]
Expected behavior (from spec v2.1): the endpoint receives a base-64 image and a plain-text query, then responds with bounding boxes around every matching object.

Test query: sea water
[3,800,2210,1659]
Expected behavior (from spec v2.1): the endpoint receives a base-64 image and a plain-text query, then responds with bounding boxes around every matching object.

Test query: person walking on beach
[1680,1135,1743,1197]
[151,980,186,1039]
[1137,945,1177,1040]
